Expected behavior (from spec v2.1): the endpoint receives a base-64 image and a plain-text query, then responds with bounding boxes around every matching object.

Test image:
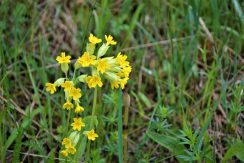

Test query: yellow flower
[69,87,82,101]
[56,52,71,64]
[116,52,129,67]
[86,75,103,88]
[85,129,99,141]
[45,83,57,94]
[75,104,84,113]
[105,35,117,45]
[123,65,132,76]
[96,58,110,74]
[77,52,96,67]
[89,33,102,44]
[61,81,73,92]
[120,77,129,89]
[71,118,85,131]
[61,150,68,157]
[118,65,132,78]
[110,80,120,89]
[62,138,71,147]
[66,144,76,154]
[63,100,74,110]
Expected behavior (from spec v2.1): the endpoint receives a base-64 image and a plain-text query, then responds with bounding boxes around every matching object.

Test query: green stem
[85,87,97,162]
[118,91,123,163]
[72,69,76,81]
[85,141,91,162]
[66,110,71,133]
[91,87,98,127]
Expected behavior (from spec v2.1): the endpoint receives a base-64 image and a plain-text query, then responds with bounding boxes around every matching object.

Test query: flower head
[69,87,82,101]
[61,150,68,157]
[116,52,129,68]
[71,118,85,131]
[61,81,73,92]
[85,129,99,141]
[119,77,129,89]
[96,58,110,74]
[75,104,84,113]
[63,100,74,110]
[45,83,57,94]
[77,52,96,67]
[105,35,117,45]
[89,34,102,44]
[66,144,76,154]
[118,65,132,78]
[110,80,120,89]
[56,52,71,64]
[62,138,71,147]
[86,75,103,88]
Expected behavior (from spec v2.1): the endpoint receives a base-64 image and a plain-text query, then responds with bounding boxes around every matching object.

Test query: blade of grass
[117,90,123,163]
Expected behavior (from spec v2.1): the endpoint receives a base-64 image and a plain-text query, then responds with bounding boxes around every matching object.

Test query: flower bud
[97,44,109,58]
[74,61,81,69]
[61,63,69,74]
[86,43,95,55]
[54,78,65,86]
[123,92,130,108]
[104,72,120,81]
[69,131,80,146]
[78,74,88,83]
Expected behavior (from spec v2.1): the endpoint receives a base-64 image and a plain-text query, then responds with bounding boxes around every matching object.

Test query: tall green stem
[91,87,97,121]
[85,87,98,162]
[118,91,123,163]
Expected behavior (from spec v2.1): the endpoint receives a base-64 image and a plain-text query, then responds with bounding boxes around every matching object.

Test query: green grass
[0,0,244,162]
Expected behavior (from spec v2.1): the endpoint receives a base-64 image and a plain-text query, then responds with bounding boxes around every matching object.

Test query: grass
[0,0,244,162]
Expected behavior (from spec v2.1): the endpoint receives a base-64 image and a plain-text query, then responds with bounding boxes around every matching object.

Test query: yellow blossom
[69,87,82,101]
[66,144,76,154]
[62,138,71,147]
[86,75,103,88]
[75,104,84,113]
[85,129,99,141]
[61,150,68,157]
[116,52,129,67]
[105,35,117,45]
[123,65,132,75]
[96,58,110,74]
[45,83,57,94]
[61,81,73,92]
[89,33,102,44]
[120,77,129,89]
[110,80,120,89]
[77,52,96,67]
[118,65,132,78]
[56,52,71,64]
[71,118,85,131]
[63,100,73,110]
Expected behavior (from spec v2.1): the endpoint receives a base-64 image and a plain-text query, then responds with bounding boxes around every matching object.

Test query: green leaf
[232,0,244,24]
[146,130,187,163]
[72,136,87,162]
[84,115,98,128]
[4,129,18,150]
[223,142,244,162]
[138,92,152,108]
[12,128,23,162]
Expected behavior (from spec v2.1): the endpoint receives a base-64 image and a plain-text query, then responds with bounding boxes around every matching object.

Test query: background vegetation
[0,0,243,162]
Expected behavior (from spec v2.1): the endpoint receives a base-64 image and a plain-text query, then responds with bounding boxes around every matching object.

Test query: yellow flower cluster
[45,33,131,158]
[60,138,76,157]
